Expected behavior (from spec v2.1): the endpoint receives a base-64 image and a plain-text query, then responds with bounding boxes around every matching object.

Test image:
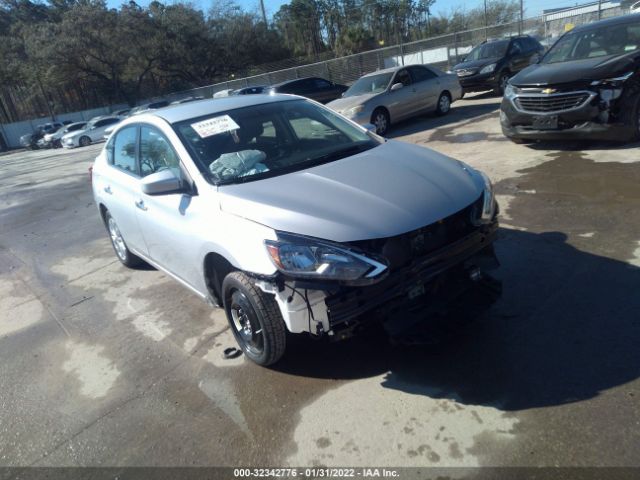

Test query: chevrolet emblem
[542,88,556,94]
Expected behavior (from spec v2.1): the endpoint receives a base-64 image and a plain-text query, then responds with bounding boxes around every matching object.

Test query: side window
[510,40,523,55]
[111,126,138,175]
[139,126,180,177]
[395,69,412,86]
[408,66,437,83]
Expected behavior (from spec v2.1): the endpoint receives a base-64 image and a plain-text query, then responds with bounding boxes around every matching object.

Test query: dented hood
[218,140,484,242]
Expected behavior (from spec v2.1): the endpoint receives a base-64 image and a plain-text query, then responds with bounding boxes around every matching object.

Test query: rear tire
[436,92,452,116]
[104,210,144,268]
[222,271,286,366]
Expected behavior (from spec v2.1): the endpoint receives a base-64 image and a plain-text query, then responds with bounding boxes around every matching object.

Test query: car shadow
[524,139,640,151]
[387,97,501,139]
[274,227,640,412]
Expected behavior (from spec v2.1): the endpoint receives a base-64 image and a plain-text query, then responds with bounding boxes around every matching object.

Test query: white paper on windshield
[191,115,240,138]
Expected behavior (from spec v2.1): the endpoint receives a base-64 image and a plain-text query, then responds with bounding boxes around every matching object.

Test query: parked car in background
[40,121,87,148]
[62,116,120,148]
[170,96,205,105]
[631,1,640,12]
[451,35,545,96]
[501,14,640,143]
[213,89,235,98]
[92,95,500,366]
[268,77,348,103]
[232,86,267,95]
[112,109,130,117]
[327,65,462,135]
[20,122,65,149]
[129,101,169,116]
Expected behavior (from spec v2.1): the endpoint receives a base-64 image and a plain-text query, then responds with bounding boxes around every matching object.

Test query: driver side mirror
[390,82,404,92]
[141,169,184,196]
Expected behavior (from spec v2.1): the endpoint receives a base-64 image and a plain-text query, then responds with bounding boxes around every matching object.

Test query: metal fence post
[325,62,331,81]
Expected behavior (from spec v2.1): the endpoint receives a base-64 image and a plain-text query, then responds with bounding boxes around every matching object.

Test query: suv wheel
[104,210,144,268]
[222,271,286,366]
[494,72,510,96]
[79,136,91,147]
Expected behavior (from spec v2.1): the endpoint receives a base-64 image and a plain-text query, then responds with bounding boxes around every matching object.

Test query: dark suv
[501,14,640,143]
[268,77,348,103]
[451,36,545,96]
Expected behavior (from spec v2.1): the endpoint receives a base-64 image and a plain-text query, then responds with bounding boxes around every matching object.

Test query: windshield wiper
[305,143,372,165]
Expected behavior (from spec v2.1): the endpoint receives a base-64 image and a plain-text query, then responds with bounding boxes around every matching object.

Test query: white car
[92,96,500,366]
[62,116,121,148]
[43,122,87,148]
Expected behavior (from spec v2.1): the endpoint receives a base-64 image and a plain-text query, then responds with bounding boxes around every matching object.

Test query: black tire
[371,107,390,136]
[79,136,91,147]
[494,72,510,96]
[509,137,533,144]
[222,271,286,366]
[436,92,452,116]
[104,210,144,268]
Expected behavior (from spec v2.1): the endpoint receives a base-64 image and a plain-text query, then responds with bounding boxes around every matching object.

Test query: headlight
[590,71,633,87]
[479,63,496,74]
[504,83,516,98]
[265,233,388,284]
[472,171,496,225]
[342,105,365,118]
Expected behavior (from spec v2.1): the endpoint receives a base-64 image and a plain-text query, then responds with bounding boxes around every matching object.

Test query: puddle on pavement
[495,153,640,263]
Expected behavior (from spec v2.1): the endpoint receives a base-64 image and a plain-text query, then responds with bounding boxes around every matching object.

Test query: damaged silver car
[92,95,500,366]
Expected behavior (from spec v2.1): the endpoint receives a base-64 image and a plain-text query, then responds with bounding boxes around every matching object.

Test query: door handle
[135,200,147,211]
[103,186,112,194]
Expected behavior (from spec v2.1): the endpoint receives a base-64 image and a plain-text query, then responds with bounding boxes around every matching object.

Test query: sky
[105,0,591,20]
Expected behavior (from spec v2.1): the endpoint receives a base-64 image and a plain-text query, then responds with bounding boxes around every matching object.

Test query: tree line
[0,0,519,122]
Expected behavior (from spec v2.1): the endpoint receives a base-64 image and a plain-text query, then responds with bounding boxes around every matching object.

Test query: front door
[387,68,418,122]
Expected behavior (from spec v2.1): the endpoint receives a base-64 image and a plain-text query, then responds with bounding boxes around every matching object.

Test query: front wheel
[436,92,452,116]
[494,72,510,96]
[222,271,286,366]
[371,108,390,136]
[79,136,91,147]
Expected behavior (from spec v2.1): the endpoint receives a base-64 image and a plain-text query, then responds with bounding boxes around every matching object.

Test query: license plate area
[532,115,558,129]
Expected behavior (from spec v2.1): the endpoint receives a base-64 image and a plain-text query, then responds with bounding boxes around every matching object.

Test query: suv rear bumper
[459,72,499,92]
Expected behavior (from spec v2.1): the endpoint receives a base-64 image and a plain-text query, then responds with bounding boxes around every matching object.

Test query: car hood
[453,57,500,71]
[511,53,638,86]
[218,140,484,242]
[327,93,380,112]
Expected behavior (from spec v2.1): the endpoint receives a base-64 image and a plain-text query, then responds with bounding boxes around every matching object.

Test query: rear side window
[409,66,437,82]
[110,126,138,175]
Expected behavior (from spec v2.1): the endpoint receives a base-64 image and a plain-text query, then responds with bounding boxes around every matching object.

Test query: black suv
[451,35,545,96]
[268,77,348,104]
[501,14,640,143]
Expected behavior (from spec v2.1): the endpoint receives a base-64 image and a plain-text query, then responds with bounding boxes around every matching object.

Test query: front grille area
[515,92,591,113]
[349,194,483,271]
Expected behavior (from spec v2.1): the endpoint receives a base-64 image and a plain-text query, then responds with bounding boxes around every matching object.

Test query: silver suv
[92,95,500,366]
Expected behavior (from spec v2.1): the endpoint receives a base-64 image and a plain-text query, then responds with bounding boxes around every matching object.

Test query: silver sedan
[327,64,462,135]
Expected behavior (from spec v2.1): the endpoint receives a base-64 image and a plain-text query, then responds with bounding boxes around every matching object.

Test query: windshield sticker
[191,115,240,138]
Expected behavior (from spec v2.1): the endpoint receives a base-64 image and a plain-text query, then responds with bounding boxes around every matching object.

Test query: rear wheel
[436,92,452,116]
[222,271,286,366]
[104,210,144,268]
[371,108,390,136]
[79,136,91,147]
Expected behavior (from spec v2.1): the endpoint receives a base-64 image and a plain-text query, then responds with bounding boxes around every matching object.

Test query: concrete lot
[1,94,639,471]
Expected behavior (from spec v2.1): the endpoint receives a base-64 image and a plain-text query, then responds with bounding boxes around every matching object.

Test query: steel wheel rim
[230,291,264,355]
[108,217,127,261]
[439,95,450,112]
[374,113,387,134]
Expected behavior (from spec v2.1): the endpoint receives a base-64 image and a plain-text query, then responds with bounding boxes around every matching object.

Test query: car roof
[148,95,299,124]
[572,12,640,32]
[361,64,434,77]
[271,77,326,88]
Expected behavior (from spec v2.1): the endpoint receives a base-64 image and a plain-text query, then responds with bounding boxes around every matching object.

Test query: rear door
[101,125,147,254]
[407,66,440,112]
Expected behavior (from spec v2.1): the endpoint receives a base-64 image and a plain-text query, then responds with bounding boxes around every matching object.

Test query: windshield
[174,99,379,185]
[543,22,640,64]
[344,73,394,97]
[465,40,509,61]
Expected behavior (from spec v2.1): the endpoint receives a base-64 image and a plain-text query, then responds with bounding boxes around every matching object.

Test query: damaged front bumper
[500,85,636,141]
[257,221,501,341]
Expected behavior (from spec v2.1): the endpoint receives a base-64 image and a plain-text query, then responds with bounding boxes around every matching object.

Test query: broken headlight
[265,233,388,283]
[591,71,633,87]
[472,171,496,226]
